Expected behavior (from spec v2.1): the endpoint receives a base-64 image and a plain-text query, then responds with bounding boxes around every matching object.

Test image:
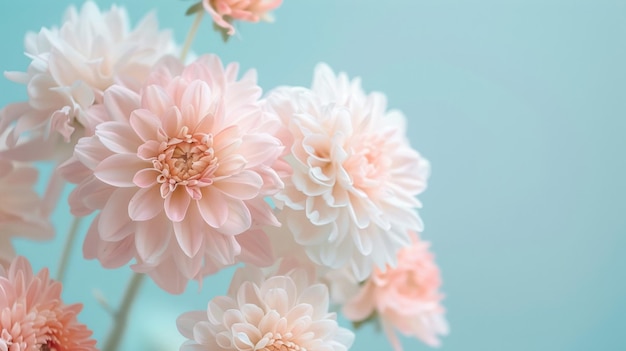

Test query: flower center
[153,127,218,198]
[344,135,391,192]
[260,333,301,351]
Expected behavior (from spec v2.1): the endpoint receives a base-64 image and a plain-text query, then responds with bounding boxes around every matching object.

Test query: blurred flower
[177,264,354,351]
[0,158,53,267]
[203,0,282,35]
[66,54,284,294]
[343,234,448,350]
[266,63,430,281]
[0,256,97,351]
[0,1,176,163]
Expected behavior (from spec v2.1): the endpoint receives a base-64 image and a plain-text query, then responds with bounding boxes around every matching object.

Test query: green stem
[56,216,82,282]
[102,273,146,351]
[181,10,205,61]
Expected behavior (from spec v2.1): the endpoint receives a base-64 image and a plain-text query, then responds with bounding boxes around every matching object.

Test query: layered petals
[69,54,284,293]
[267,63,430,280]
[0,1,176,164]
[343,234,448,350]
[0,257,97,351]
[177,265,354,351]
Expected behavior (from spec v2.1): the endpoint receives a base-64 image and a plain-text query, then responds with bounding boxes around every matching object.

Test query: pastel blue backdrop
[0,1,624,350]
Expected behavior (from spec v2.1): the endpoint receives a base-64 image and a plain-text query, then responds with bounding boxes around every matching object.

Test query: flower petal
[96,121,140,154]
[165,187,192,222]
[172,204,205,257]
[128,187,164,221]
[95,153,145,187]
[197,187,228,228]
[214,171,262,200]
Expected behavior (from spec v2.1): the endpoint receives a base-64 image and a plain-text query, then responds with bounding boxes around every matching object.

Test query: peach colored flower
[67,55,284,294]
[343,234,448,350]
[177,265,354,351]
[0,256,97,351]
[266,63,430,281]
[203,0,282,35]
[0,158,53,268]
[0,1,176,163]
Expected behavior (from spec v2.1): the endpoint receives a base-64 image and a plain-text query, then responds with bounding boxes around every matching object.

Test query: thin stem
[102,273,145,351]
[181,10,205,61]
[56,216,82,282]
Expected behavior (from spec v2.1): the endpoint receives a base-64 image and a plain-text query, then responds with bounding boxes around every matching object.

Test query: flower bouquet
[0,1,448,350]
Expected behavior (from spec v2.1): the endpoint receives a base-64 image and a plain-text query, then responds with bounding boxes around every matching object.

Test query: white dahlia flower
[266,63,430,281]
[177,265,354,351]
[0,1,176,162]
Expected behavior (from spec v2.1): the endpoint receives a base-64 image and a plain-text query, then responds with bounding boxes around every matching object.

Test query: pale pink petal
[177,311,209,338]
[216,199,252,236]
[128,187,164,221]
[144,257,189,294]
[73,134,109,171]
[132,168,159,188]
[173,245,204,280]
[181,80,213,119]
[214,171,262,200]
[141,85,174,117]
[96,121,140,154]
[129,109,162,142]
[103,85,141,123]
[97,189,134,241]
[172,205,205,258]
[197,187,228,228]
[95,153,144,187]
[236,229,274,267]
[134,215,171,263]
[165,187,192,222]
[203,231,239,266]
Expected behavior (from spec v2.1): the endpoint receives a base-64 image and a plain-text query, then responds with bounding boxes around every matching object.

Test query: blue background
[1,1,625,350]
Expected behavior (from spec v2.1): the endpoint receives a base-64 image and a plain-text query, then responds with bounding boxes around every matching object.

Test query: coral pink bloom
[67,54,283,294]
[267,63,430,281]
[0,256,97,351]
[0,1,175,164]
[0,158,53,268]
[343,234,448,350]
[177,265,354,351]
[203,0,282,35]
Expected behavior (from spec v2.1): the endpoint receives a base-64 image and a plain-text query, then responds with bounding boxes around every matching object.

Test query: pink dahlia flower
[67,55,284,294]
[0,158,53,267]
[177,265,354,351]
[203,0,282,35]
[343,234,448,350]
[0,256,97,351]
[266,63,430,281]
[0,1,176,163]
